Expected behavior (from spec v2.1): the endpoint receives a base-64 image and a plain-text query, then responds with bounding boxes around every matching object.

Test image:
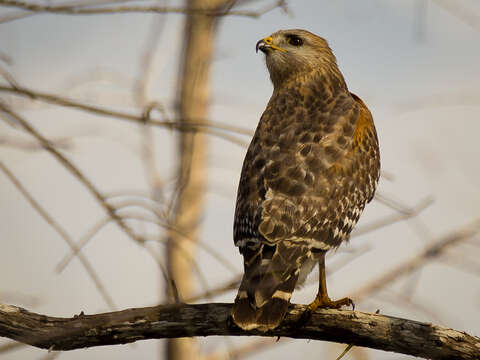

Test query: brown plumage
[232,29,380,331]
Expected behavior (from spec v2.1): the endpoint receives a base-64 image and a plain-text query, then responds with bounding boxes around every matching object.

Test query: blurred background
[0,0,479,359]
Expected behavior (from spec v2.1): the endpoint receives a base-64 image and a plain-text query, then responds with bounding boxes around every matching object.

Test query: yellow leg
[308,256,353,312]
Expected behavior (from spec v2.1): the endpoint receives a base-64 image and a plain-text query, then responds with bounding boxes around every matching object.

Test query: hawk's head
[256,29,342,89]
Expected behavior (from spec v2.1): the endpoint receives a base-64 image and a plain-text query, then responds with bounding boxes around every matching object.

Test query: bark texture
[1,303,478,359]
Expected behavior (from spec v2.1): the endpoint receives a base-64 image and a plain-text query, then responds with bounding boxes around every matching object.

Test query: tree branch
[352,217,480,300]
[0,84,252,146]
[0,303,478,359]
[0,0,285,16]
[0,161,116,310]
[0,102,143,245]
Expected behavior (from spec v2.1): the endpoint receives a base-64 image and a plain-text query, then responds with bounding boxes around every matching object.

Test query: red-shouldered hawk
[232,29,380,331]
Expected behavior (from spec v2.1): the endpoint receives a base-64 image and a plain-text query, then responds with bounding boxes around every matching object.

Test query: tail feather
[231,294,258,330]
[232,242,307,331]
[232,273,298,331]
[254,298,290,331]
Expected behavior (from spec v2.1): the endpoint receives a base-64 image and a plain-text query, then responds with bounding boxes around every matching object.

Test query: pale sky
[1,1,479,359]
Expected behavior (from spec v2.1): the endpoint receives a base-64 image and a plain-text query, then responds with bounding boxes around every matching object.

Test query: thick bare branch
[0,303,478,359]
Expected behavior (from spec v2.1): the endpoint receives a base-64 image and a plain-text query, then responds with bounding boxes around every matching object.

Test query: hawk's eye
[287,35,303,47]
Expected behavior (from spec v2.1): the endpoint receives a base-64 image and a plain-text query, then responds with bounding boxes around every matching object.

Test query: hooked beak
[256,36,287,54]
[256,39,266,53]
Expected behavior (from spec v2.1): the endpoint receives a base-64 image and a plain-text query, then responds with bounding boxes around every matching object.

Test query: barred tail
[232,242,306,331]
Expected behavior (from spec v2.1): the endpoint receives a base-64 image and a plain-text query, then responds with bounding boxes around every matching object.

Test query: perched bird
[232,29,380,331]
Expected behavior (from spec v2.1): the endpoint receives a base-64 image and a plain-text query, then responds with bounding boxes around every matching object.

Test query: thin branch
[123,213,238,278]
[0,65,21,90]
[0,0,286,17]
[186,276,240,303]
[55,205,237,276]
[135,12,167,197]
[432,0,480,31]
[440,251,480,277]
[0,135,74,151]
[352,195,433,237]
[0,303,478,359]
[106,196,169,219]
[56,216,110,273]
[352,217,480,301]
[0,0,153,22]
[0,102,169,283]
[0,102,144,246]
[0,84,252,145]
[0,160,116,309]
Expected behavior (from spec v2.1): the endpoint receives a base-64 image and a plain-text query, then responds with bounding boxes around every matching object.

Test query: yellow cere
[264,36,287,53]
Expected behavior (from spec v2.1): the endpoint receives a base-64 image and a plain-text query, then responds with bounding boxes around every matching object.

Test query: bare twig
[136,13,167,202]
[0,160,116,309]
[335,344,353,360]
[55,203,237,276]
[440,251,480,277]
[5,102,218,301]
[432,0,480,31]
[0,0,286,17]
[186,276,240,303]
[0,85,252,145]
[0,102,144,246]
[106,196,168,219]
[0,0,153,22]
[0,135,73,151]
[352,217,480,301]
[0,65,18,87]
[353,195,434,237]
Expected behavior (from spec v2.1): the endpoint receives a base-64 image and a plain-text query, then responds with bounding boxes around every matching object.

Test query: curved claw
[308,295,354,312]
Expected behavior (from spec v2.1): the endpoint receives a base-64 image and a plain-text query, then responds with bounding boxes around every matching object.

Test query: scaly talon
[308,294,353,312]
[299,255,355,327]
